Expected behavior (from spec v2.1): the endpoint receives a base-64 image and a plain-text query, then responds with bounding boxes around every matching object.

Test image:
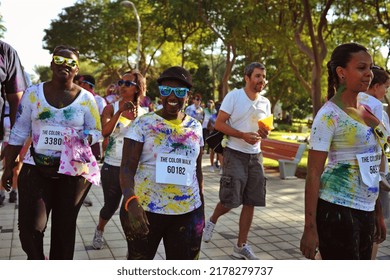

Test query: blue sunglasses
[118,80,137,87]
[158,86,189,98]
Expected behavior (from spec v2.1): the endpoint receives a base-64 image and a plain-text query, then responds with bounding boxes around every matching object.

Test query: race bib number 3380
[36,126,65,151]
[156,153,196,186]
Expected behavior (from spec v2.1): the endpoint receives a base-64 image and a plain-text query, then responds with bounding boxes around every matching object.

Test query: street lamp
[120,0,141,70]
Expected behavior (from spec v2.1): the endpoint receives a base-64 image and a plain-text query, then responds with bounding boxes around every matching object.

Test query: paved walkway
[1,157,390,260]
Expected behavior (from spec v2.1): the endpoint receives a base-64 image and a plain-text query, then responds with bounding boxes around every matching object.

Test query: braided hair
[122,70,146,118]
[326,43,368,100]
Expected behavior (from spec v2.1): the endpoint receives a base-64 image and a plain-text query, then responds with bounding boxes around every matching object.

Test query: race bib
[356,152,381,187]
[155,153,196,186]
[36,126,65,151]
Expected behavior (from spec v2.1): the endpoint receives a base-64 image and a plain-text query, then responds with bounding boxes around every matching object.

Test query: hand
[300,227,319,260]
[257,125,270,138]
[120,101,135,113]
[243,132,261,145]
[83,135,92,146]
[126,198,149,239]
[1,166,13,192]
[374,214,387,244]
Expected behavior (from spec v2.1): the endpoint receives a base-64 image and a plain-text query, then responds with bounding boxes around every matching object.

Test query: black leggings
[120,206,204,260]
[17,164,91,260]
[317,199,375,260]
[100,163,122,221]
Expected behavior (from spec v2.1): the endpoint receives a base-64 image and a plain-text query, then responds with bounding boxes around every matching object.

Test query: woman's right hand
[119,101,135,113]
[126,198,149,238]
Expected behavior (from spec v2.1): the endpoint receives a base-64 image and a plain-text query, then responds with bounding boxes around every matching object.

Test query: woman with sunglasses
[119,66,204,259]
[300,43,386,260]
[92,70,147,250]
[1,45,102,259]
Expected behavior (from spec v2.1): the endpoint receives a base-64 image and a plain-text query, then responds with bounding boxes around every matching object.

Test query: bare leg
[97,216,109,232]
[237,205,254,246]
[210,150,215,166]
[209,202,231,224]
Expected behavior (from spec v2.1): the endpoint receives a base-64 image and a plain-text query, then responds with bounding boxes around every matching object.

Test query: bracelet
[124,195,139,212]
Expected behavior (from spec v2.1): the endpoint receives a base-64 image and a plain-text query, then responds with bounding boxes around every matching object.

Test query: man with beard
[203,62,271,260]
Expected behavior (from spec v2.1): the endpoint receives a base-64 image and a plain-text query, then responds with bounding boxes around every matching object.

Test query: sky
[1,0,78,76]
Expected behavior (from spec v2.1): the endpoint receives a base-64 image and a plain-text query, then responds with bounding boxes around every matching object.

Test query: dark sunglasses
[53,55,78,68]
[158,86,189,98]
[194,98,201,101]
[118,80,137,87]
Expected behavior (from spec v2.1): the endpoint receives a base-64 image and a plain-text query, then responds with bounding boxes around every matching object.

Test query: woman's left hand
[126,199,149,238]
[374,213,387,244]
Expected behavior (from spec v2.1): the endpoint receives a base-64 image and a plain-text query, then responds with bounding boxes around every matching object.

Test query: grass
[263,130,309,175]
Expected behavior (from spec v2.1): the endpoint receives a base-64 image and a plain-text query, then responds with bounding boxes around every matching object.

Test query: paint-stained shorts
[219,147,266,208]
[316,199,375,260]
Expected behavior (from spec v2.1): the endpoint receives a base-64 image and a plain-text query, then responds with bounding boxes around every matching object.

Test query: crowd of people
[0,39,389,261]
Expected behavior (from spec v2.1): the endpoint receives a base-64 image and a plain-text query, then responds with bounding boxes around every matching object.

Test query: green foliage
[31,0,390,119]
[273,123,299,133]
[191,64,214,101]
[33,65,52,83]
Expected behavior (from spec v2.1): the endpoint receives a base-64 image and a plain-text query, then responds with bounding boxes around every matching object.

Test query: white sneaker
[92,227,104,250]
[232,243,259,260]
[83,195,93,207]
[203,220,216,243]
[209,166,215,173]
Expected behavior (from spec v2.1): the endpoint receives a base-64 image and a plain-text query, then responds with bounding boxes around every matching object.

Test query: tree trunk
[221,44,236,98]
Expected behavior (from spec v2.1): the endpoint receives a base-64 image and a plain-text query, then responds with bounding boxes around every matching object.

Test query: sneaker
[83,196,93,207]
[92,228,104,249]
[209,166,215,173]
[203,220,216,243]
[8,190,17,203]
[232,243,259,260]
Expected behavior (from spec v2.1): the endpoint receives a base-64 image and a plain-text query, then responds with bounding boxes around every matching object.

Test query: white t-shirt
[104,101,146,167]
[9,83,102,165]
[358,91,390,174]
[220,88,271,154]
[202,107,216,129]
[125,112,203,215]
[358,92,383,120]
[310,101,380,211]
[94,94,107,116]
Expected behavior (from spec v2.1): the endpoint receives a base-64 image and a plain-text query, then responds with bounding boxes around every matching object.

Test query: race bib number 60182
[156,153,196,186]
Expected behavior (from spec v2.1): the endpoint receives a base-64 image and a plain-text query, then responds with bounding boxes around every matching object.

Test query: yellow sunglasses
[53,55,79,68]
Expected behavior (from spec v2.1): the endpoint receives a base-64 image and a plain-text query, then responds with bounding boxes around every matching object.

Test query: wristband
[124,195,139,211]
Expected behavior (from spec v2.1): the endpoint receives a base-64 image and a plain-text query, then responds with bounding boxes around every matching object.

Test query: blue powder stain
[173,194,191,201]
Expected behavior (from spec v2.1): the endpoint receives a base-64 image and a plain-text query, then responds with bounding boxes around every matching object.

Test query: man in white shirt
[202,62,271,260]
